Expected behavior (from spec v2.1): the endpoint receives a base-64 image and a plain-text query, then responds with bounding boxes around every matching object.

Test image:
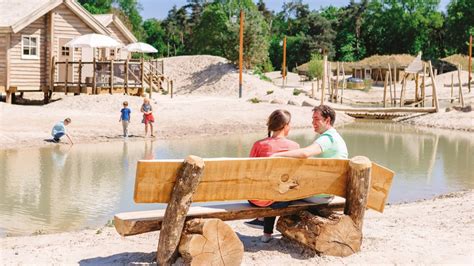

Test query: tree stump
[277,210,361,257]
[179,218,243,266]
[157,155,205,266]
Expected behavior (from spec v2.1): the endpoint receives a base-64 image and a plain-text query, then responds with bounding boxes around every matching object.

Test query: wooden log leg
[277,210,361,257]
[344,156,372,230]
[179,218,244,266]
[157,155,205,266]
[6,91,12,104]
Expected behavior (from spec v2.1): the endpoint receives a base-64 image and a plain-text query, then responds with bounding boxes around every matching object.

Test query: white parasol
[124,42,158,53]
[65,33,122,48]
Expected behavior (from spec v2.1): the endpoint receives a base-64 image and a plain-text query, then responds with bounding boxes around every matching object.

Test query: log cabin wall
[9,16,47,89]
[52,4,96,82]
[0,34,7,90]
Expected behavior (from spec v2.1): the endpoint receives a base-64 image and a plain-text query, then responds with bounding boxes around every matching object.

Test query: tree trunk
[277,210,361,257]
[156,155,205,266]
[179,218,243,266]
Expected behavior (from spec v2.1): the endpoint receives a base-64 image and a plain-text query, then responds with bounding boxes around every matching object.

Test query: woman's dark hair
[267,109,291,137]
[312,105,336,126]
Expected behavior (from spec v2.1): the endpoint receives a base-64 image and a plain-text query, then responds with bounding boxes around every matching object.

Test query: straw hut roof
[354,54,416,69]
[440,54,471,71]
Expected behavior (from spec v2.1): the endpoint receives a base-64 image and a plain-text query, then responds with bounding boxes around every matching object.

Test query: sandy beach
[1,55,473,264]
[1,190,472,264]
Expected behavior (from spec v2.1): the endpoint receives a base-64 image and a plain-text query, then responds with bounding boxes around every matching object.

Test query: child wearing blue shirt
[119,101,131,137]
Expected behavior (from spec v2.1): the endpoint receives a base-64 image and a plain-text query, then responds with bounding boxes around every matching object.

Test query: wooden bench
[114,156,394,265]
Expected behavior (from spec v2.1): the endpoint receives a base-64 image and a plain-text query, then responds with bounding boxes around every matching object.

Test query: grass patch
[293,89,304,96]
[249,97,261,104]
[266,90,274,95]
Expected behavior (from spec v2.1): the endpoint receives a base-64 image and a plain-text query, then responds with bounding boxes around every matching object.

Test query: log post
[92,57,97,94]
[341,63,345,104]
[170,80,173,99]
[422,63,426,107]
[141,57,145,91]
[110,59,114,94]
[335,62,340,102]
[400,74,406,107]
[157,155,205,266]
[451,73,454,103]
[179,218,244,265]
[321,55,327,105]
[415,73,419,101]
[125,59,129,95]
[64,59,69,95]
[277,210,361,257]
[428,61,439,112]
[457,64,464,107]
[388,64,393,105]
[311,82,315,99]
[344,156,372,231]
[78,60,82,94]
[383,71,389,108]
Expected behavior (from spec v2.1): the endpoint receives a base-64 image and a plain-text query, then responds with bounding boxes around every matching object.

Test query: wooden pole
[92,57,97,94]
[383,71,389,108]
[451,73,454,103]
[469,34,472,93]
[422,63,426,107]
[157,155,205,265]
[428,61,439,112]
[344,156,372,231]
[78,59,82,94]
[170,80,173,99]
[141,57,145,92]
[400,74,406,107]
[282,36,287,86]
[110,59,114,94]
[393,65,397,105]
[328,62,332,102]
[311,82,315,99]
[321,55,327,105]
[149,67,153,99]
[50,56,56,96]
[335,62,340,102]
[388,64,393,105]
[457,64,464,107]
[415,73,419,101]
[341,62,345,104]
[125,59,129,95]
[64,58,69,95]
[238,9,244,98]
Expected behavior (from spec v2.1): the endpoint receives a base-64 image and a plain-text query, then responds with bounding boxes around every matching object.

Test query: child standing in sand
[119,101,131,137]
[140,97,155,137]
[244,109,299,243]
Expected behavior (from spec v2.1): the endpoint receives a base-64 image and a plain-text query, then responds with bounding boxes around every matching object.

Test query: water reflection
[0,121,472,236]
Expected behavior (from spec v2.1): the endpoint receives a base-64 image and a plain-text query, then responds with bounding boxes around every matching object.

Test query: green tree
[142,19,167,57]
[307,53,324,80]
[362,0,444,58]
[78,0,112,14]
[445,0,474,55]
[115,0,144,40]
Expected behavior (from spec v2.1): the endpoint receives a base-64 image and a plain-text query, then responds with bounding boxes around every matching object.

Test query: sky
[138,0,451,20]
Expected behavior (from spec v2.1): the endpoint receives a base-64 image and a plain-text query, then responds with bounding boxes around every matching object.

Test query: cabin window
[110,49,115,57]
[21,35,39,59]
[61,46,70,56]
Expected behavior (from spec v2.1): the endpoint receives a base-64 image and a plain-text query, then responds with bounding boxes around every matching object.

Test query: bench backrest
[134,157,394,212]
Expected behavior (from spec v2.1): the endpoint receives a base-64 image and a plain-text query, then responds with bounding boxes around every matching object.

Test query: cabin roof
[440,54,471,70]
[93,14,137,43]
[0,0,109,35]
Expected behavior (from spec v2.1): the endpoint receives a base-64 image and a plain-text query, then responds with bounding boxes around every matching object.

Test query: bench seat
[115,196,345,236]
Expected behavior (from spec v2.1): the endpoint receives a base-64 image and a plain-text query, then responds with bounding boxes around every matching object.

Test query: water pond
[0,121,472,236]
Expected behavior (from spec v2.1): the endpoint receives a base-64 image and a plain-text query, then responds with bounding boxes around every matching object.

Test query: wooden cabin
[0,0,164,104]
[351,54,416,83]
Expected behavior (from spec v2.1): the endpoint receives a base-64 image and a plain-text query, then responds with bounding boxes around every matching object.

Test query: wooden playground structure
[45,56,173,102]
[307,53,470,119]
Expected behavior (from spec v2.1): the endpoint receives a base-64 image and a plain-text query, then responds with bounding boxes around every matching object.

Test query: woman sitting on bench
[244,109,300,243]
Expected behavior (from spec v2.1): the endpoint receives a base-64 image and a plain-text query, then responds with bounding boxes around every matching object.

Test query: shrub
[266,90,274,95]
[293,88,304,96]
[249,97,261,103]
[307,53,324,81]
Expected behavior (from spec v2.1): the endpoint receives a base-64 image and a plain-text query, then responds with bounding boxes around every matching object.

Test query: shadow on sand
[79,252,156,265]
